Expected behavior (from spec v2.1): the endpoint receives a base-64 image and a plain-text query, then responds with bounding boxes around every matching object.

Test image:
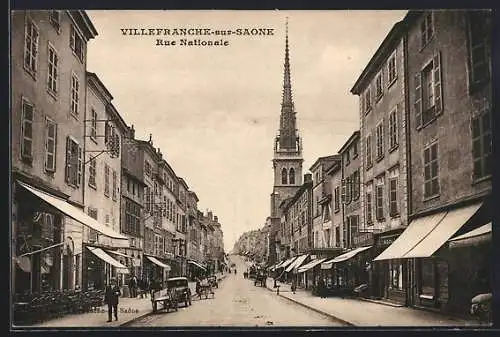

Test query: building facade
[11,10,99,295]
[120,125,146,280]
[310,155,340,250]
[82,73,129,290]
[403,10,492,314]
[351,20,409,304]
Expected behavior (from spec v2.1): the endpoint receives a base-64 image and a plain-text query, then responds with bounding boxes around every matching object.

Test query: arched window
[289,168,295,184]
[281,168,288,184]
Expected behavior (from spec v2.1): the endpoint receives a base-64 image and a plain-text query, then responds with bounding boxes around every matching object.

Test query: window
[49,10,60,31]
[423,142,439,198]
[88,208,98,242]
[353,140,358,158]
[341,179,346,204]
[389,261,403,290]
[334,186,340,212]
[345,150,350,165]
[70,25,84,62]
[335,227,340,246]
[472,111,492,180]
[366,134,373,168]
[47,44,58,94]
[420,259,435,297]
[345,177,352,204]
[388,53,397,85]
[289,168,295,184]
[363,87,372,113]
[467,11,491,90]
[420,12,434,48]
[281,168,287,185]
[375,185,384,220]
[163,196,167,217]
[389,178,399,216]
[145,187,151,213]
[353,170,360,200]
[375,72,383,99]
[104,164,110,197]
[44,118,57,172]
[389,108,398,149]
[24,17,39,75]
[316,196,320,217]
[112,170,117,201]
[65,137,82,187]
[376,121,384,159]
[415,53,442,128]
[150,191,154,215]
[20,99,35,161]
[145,161,152,177]
[349,216,359,247]
[88,156,96,188]
[90,109,97,140]
[70,73,79,116]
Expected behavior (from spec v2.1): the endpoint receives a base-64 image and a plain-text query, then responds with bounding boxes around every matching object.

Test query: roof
[68,10,98,40]
[178,177,189,190]
[338,130,360,154]
[326,161,342,176]
[137,139,160,161]
[309,155,340,172]
[350,20,406,95]
[86,71,113,101]
[283,180,313,212]
[189,191,199,202]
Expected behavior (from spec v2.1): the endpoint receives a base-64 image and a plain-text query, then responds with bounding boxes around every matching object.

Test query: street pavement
[128,256,344,327]
[265,273,486,327]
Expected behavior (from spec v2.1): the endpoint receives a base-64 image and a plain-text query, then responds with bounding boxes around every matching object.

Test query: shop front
[144,255,171,284]
[13,180,129,295]
[284,254,309,286]
[187,260,207,280]
[297,257,327,290]
[374,201,485,313]
[320,246,372,295]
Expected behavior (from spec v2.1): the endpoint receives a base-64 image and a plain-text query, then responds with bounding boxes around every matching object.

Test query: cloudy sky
[86,10,407,252]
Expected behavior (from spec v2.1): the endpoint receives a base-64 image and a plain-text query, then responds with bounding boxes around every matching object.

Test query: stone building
[120,125,146,279]
[310,155,340,249]
[82,73,130,290]
[351,19,409,304]
[11,10,107,295]
[375,10,492,316]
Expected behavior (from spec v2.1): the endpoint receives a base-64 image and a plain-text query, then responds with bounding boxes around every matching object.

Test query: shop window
[389,260,403,290]
[420,259,435,298]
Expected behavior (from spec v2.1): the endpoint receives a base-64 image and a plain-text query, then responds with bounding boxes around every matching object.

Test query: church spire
[278,17,299,151]
[282,17,293,109]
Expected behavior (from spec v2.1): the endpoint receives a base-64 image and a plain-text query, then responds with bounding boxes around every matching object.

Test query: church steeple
[278,18,299,152]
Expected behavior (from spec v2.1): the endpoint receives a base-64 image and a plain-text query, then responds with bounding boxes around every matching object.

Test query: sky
[86,10,408,252]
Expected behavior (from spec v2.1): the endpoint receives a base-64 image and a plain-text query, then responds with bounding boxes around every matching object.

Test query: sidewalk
[23,273,228,328]
[265,278,486,327]
[23,296,153,328]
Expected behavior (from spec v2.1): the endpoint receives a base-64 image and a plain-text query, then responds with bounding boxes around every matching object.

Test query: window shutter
[433,51,442,114]
[414,72,422,128]
[77,145,83,186]
[341,179,346,203]
[65,136,71,182]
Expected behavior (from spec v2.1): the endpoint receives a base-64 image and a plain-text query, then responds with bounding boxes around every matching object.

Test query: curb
[264,283,355,327]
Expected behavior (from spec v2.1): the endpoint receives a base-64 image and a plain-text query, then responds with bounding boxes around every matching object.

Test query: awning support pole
[18,242,65,257]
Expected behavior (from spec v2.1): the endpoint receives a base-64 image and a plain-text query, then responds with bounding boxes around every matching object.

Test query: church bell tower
[270,18,304,218]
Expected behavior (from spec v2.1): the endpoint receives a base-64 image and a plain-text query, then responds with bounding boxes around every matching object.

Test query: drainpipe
[80,71,89,291]
[403,29,414,306]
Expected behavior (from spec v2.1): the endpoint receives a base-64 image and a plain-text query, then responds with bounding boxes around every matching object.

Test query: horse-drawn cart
[151,288,178,313]
[196,279,215,299]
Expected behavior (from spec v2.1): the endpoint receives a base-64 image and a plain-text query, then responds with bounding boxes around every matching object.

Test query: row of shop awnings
[18,181,128,240]
[321,246,372,269]
[187,260,207,271]
[146,255,171,271]
[87,247,129,273]
[374,202,482,261]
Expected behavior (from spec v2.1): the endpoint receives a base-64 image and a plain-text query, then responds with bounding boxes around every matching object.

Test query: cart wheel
[153,302,157,312]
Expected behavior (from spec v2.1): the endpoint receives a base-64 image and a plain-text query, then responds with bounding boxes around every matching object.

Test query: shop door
[407,259,415,306]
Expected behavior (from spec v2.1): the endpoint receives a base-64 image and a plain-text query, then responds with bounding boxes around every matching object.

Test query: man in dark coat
[104,278,121,322]
[129,275,137,298]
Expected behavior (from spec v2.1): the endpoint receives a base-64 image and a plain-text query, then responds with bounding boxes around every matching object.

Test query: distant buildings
[11,10,226,299]
[264,10,492,319]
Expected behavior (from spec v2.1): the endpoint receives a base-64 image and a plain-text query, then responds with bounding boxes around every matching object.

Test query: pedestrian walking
[129,275,138,298]
[104,278,121,322]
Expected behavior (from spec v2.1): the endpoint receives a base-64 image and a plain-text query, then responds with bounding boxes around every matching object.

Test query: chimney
[214,216,218,222]
[304,173,312,183]
[157,147,162,159]
[149,133,153,146]
[208,211,213,220]
[129,125,135,139]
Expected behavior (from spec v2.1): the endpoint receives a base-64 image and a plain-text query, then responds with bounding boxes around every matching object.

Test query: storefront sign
[353,232,374,246]
[379,234,398,247]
